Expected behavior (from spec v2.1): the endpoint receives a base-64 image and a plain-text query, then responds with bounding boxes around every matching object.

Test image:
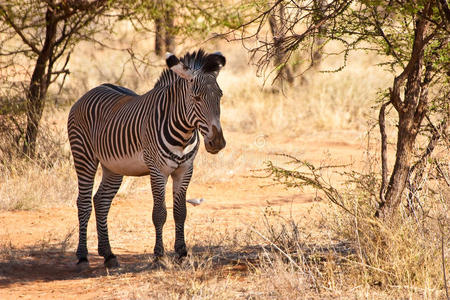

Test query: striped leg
[150,169,168,257]
[171,163,193,258]
[71,138,99,266]
[93,166,123,268]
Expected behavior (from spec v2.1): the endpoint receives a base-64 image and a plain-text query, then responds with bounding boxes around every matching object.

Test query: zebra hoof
[154,247,164,258]
[104,254,120,269]
[76,258,89,271]
[175,246,188,259]
[152,256,167,270]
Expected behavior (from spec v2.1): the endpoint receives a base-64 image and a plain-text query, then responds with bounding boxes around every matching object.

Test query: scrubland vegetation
[1,1,448,299]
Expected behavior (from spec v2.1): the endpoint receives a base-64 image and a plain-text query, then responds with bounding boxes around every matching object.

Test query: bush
[259,155,449,297]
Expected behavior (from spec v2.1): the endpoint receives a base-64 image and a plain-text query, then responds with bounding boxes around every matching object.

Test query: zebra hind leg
[93,166,123,268]
[72,152,99,269]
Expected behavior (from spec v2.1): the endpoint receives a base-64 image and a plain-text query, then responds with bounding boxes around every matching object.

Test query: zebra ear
[165,53,179,68]
[212,52,226,67]
[202,52,226,76]
[166,53,195,81]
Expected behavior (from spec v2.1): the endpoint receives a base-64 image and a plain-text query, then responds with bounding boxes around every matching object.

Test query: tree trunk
[164,9,174,53]
[269,3,294,86]
[154,1,175,57]
[379,116,417,217]
[23,7,57,157]
[377,4,432,218]
[154,10,165,57]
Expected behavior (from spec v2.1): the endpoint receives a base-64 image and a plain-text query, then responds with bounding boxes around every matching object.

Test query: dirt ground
[0,130,367,299]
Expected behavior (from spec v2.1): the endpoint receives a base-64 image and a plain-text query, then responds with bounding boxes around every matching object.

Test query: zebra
[67,49,226,268]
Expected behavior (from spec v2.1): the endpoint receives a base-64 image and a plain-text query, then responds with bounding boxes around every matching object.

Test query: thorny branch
[262,154,355,217]
[406,116,448,215]
[0,4,40,54]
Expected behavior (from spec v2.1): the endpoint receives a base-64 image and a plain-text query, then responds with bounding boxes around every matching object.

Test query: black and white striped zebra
[67,49,226,268]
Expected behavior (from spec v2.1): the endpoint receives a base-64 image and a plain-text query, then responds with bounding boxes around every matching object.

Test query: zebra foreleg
[150,169,168,257]
[171,163,193,258]
[93,167,123,268]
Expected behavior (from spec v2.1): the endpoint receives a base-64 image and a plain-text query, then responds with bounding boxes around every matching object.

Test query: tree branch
[389,2,432,113]
[379,100,391,205]
[413,117,447,175]
[0,5,40,54]
[53,0,108,22]
[371,7,404,68]
[437,0,450,25]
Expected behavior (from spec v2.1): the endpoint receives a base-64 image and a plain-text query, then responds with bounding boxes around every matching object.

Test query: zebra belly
[100,151,150,176]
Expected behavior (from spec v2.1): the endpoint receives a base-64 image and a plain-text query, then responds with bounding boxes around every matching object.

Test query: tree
[0,0,111,157]
[0,0,246,158]
[0,0,184,157]
[150,0,246,57]
[374,1,449,217]
[154,0,175,57]
[225,0,449,218]
[268,2,294,85]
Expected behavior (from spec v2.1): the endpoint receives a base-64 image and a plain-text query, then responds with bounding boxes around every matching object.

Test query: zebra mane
[154,49,222,89]
[181,49,209,71]
[154,69,178,89]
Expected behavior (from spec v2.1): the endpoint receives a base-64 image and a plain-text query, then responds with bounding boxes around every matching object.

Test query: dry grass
[263,156,450,299]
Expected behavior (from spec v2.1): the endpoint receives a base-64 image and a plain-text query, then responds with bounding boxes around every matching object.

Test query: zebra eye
[194,96,201,102]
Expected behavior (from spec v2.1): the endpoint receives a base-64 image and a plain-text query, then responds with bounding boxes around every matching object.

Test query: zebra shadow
[0,241,353,288]
[0,243,265,288]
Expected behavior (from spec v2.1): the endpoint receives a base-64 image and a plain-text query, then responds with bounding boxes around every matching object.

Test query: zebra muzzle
[205,125,226,154]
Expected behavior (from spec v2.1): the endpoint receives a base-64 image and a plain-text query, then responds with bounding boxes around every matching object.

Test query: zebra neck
[160,78,197,151]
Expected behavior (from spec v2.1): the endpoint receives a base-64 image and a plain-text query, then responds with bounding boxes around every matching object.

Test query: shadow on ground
[0,243,264,288]
[0,241,353,288]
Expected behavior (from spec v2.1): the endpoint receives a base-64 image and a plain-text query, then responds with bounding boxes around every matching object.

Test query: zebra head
[166,50,226,154]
